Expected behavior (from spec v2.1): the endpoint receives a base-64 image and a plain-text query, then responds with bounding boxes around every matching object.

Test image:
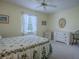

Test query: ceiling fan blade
[36,5,42,8]
[47,4,56,7]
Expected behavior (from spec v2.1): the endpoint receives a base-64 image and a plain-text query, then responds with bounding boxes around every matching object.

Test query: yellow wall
[1,1,79,37]
[0,2,48,37]
[48,6,79,32]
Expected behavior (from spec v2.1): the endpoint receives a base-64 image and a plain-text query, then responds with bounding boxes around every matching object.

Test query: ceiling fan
[35,0,56,10]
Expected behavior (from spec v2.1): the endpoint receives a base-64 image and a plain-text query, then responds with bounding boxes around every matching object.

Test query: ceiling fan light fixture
[43,6,46,10]
[35,0,56,10]
[41,2,47,6]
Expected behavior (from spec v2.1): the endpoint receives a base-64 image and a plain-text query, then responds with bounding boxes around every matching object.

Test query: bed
[0,35,51,59]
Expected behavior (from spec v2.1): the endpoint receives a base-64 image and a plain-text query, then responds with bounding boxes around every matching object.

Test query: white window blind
[22,14,37,34]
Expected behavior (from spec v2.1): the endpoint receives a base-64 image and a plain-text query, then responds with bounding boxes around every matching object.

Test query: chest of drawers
[54,31,70,45]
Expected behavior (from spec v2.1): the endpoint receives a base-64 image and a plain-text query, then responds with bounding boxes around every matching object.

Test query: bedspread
[0,35,50,59]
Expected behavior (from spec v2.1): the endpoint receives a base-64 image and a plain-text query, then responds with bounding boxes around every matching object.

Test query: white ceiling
[1,0,79,14]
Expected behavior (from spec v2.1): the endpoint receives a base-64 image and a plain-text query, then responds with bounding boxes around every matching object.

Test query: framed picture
[59,18,66,28]
[0,14,9,24]
[42,21,47,25]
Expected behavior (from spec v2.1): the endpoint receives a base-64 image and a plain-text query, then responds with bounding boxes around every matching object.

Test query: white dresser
[54,31,71,45]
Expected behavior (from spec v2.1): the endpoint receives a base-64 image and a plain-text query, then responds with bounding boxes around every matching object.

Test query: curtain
[22,14,37,34]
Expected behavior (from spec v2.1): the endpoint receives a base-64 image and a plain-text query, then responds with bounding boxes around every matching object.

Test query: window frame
[21,14,37,35]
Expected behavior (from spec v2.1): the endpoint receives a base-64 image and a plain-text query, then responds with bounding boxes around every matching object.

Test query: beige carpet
[48,41,79,59]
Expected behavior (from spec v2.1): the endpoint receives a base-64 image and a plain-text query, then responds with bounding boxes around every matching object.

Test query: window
[22,14,37,34]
